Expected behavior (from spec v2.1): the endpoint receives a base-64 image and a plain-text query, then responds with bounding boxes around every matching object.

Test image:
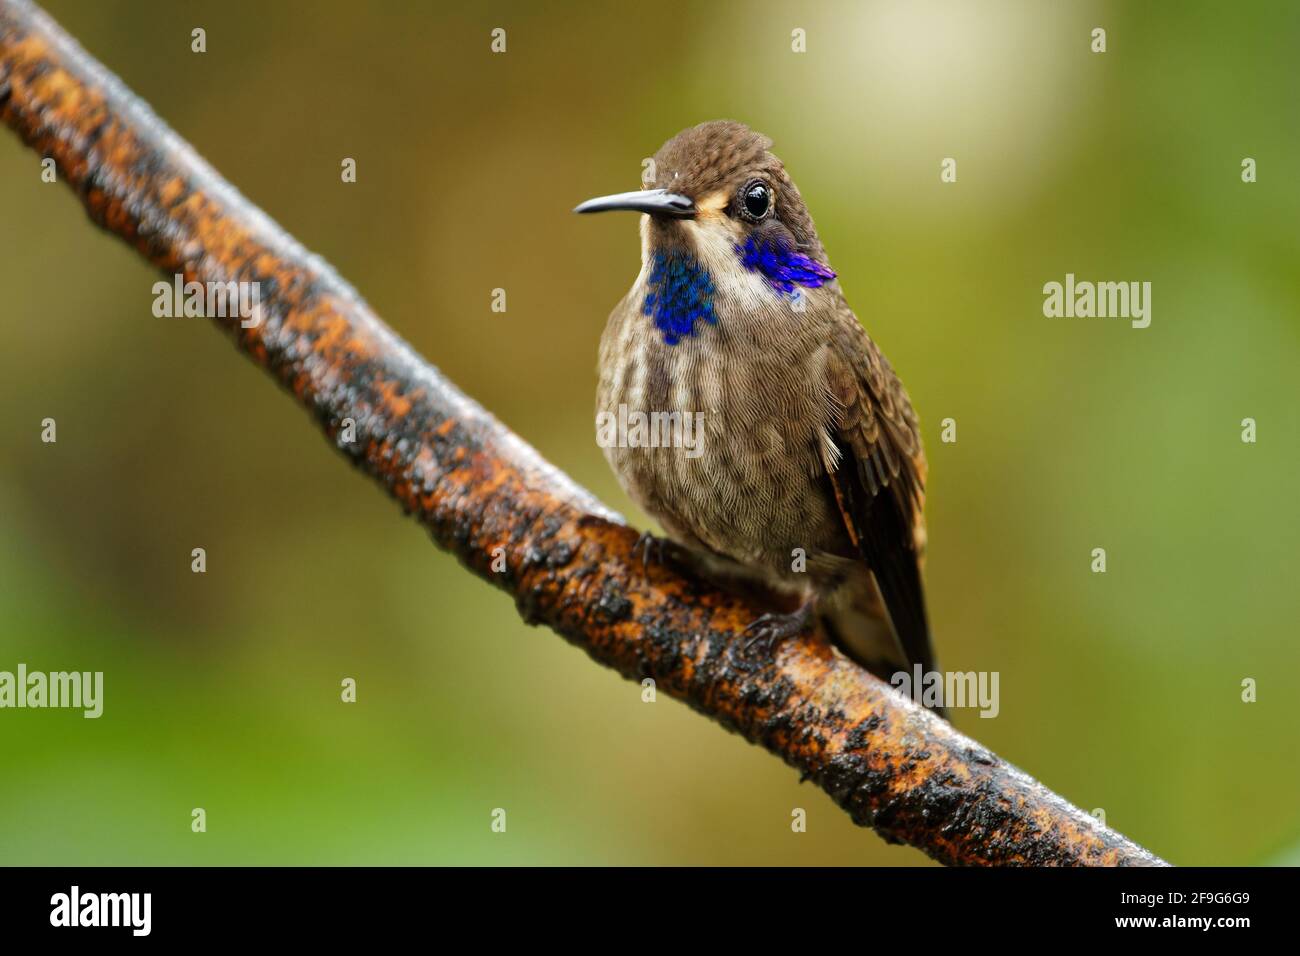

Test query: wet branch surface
[0,0,1167,866]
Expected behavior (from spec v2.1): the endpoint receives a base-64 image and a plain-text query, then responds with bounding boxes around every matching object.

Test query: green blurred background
[2,0,1297,865]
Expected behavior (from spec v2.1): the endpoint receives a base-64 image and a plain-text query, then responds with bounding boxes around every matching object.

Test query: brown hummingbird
[576,120,941,710]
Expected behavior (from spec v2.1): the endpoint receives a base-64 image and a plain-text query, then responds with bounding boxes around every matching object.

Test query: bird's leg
[743,594,818,656]
[632,529,675,569]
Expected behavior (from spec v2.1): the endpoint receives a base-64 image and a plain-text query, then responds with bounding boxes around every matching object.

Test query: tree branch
[0,0,1166,866]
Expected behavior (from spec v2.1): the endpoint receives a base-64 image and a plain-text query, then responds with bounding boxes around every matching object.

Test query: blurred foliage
[1,0,1296,865]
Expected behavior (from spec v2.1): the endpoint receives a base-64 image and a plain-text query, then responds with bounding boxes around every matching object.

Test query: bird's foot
[632,530,674,570]
[743,598,816,657]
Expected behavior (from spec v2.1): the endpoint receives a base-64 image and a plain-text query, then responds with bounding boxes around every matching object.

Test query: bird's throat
[642,250,716,346]
[641,237,836,347]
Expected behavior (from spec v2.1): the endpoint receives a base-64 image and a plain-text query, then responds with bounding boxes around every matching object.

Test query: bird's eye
[740,180,771,221]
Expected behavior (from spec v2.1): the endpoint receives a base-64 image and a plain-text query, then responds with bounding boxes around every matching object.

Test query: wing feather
[822,307,937,677]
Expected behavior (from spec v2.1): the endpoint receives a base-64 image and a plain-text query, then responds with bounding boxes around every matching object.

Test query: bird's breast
[597,283,848,575]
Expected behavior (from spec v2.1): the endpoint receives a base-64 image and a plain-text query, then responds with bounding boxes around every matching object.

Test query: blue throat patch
[643,251,716,345]
[736,234,837,296]
[642,238,836,346]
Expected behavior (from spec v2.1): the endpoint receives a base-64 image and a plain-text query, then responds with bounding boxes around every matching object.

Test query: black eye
[740,180,771,220]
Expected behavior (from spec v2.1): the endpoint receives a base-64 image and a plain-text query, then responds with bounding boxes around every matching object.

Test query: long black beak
[573,188,695,219]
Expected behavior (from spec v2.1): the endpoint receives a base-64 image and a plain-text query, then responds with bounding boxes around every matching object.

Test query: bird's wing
[821,305,937,676]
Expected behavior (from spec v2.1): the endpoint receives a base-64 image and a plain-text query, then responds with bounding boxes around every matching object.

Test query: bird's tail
[819,571,947,720]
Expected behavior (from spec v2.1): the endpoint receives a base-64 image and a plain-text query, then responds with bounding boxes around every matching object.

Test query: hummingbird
[576,120,942,711]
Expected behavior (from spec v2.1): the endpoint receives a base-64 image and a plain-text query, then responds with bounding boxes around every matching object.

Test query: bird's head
[575,121,836,344]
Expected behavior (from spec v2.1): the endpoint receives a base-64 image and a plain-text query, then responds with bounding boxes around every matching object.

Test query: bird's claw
[633,531,669,569]
[743,606,813,657]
